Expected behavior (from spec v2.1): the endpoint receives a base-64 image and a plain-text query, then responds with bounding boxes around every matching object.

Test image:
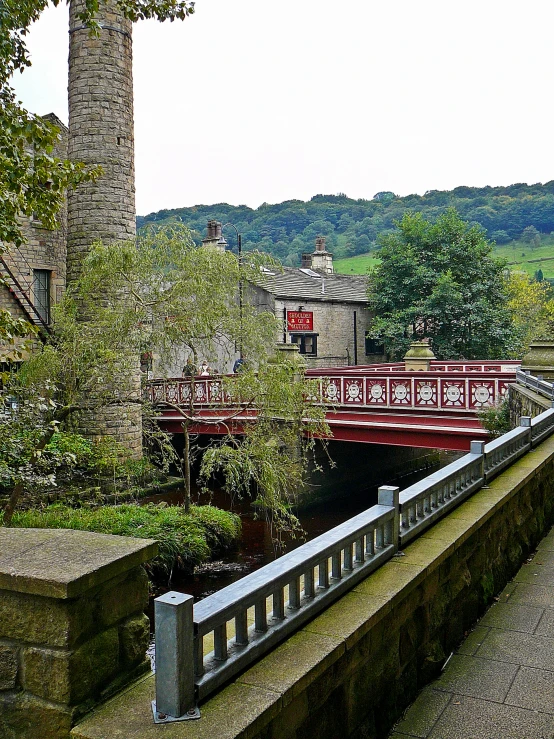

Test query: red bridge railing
[146,362,519,415]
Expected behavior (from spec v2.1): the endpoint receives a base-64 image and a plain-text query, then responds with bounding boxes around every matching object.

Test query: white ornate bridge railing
[146,364,518,416]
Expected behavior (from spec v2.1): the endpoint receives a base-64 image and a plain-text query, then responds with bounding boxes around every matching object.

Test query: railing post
[378,485,400,551]
[470,440,485,481]
[520,415,532,448]
[153,591,200,723]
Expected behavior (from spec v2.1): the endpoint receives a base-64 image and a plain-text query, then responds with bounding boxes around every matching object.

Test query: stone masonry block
[0,645,18,690]
[97,567,149,628]
[0,691,73,739]
[0,590,92,648]
[22,647,73,704]
[22,627,120,706]
[118,613,150,668]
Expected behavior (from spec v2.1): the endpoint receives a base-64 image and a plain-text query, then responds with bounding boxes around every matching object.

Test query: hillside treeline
[137,182,554,266]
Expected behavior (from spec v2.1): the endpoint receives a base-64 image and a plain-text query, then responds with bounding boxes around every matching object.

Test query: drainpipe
[353,311,358,366]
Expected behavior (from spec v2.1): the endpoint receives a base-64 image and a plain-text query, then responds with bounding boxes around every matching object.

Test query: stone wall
[0,114,68,326]
[0,528,157,739]
[70,433,554,739]
[509,383,551,426]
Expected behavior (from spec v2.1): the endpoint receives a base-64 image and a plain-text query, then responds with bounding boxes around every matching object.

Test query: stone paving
[389,525,554,739]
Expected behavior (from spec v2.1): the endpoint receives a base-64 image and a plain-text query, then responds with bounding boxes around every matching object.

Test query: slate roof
[257,267,368,304]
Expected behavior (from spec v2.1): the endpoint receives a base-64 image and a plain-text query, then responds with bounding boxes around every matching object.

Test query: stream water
[144,456,451,605]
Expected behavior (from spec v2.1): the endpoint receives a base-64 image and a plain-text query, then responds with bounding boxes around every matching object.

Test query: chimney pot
[315,236,326,252]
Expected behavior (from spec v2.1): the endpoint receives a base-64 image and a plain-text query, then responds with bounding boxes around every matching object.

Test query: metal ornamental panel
[344,378,364,404]
[366,378,387,405]
[414,379,438,408]
[324,377,341,404]
[390,379,411,405]
[441,380,465,408]
[469,380,495,409]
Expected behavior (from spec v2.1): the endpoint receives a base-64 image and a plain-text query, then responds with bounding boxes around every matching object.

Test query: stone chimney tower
[310,236,333,274]
[66,0,142,457]
[202,220,226,252]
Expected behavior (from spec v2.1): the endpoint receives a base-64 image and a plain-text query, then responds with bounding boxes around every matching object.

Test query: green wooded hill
[137,182,554,268]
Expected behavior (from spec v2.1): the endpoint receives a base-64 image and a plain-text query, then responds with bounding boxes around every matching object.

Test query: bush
[478,398,512,438]
[11,503,241,576]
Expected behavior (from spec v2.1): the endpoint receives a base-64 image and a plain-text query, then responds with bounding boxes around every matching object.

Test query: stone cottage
[249,236,383,368]
[205,224,384,369]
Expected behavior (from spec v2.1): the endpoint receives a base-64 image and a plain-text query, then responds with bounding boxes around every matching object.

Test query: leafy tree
[2,226,330,532]
[367,210,519,360]
[506,270,554,352]
[522,225,540,243]
[490,230,511,245]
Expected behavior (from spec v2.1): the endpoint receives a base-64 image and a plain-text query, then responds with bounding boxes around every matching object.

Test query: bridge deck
[390,524,554,738]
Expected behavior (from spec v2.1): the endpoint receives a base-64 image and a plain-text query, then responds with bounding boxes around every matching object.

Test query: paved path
[389,526,554,739]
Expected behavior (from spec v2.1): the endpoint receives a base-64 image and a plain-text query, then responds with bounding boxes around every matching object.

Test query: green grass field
[334,236,554,279]
[333,253,380,274]
[493,236,554,279]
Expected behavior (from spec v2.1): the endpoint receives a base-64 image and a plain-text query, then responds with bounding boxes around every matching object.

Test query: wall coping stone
[0,529,157,599]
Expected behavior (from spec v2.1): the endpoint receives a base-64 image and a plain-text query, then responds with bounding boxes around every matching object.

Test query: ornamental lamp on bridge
[404,339,436,371]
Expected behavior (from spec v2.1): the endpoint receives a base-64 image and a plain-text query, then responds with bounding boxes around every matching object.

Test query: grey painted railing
[153,395,554,723]
[153,487,398,723]
[516,367,554,400]
[483,421,531,480]
[399,445,485,546]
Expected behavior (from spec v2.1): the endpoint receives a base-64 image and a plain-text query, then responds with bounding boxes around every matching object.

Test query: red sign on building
[287,311,313,331]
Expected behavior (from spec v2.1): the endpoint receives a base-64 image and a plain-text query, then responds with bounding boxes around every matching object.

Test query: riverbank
[10,503,241,578]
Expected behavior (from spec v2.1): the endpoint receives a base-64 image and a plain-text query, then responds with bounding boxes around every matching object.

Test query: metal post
[520,415,533,448]
[470,440,486,482]
[152,591,200,723]
[378,485,400,550]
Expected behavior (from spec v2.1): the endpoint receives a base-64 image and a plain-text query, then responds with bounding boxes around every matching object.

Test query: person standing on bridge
[233,355,246,373]
[182,358,196,377]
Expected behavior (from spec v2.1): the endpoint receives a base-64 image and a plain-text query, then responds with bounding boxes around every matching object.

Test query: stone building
[0,114,68,338]
[250,237,383,368]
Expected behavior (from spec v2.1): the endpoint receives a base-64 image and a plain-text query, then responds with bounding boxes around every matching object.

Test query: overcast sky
[12,0,554,216]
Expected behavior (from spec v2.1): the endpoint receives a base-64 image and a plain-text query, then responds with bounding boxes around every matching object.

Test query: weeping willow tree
[22,224,331,532]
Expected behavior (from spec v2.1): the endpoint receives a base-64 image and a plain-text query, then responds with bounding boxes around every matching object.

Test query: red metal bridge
[148,361,520,452]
